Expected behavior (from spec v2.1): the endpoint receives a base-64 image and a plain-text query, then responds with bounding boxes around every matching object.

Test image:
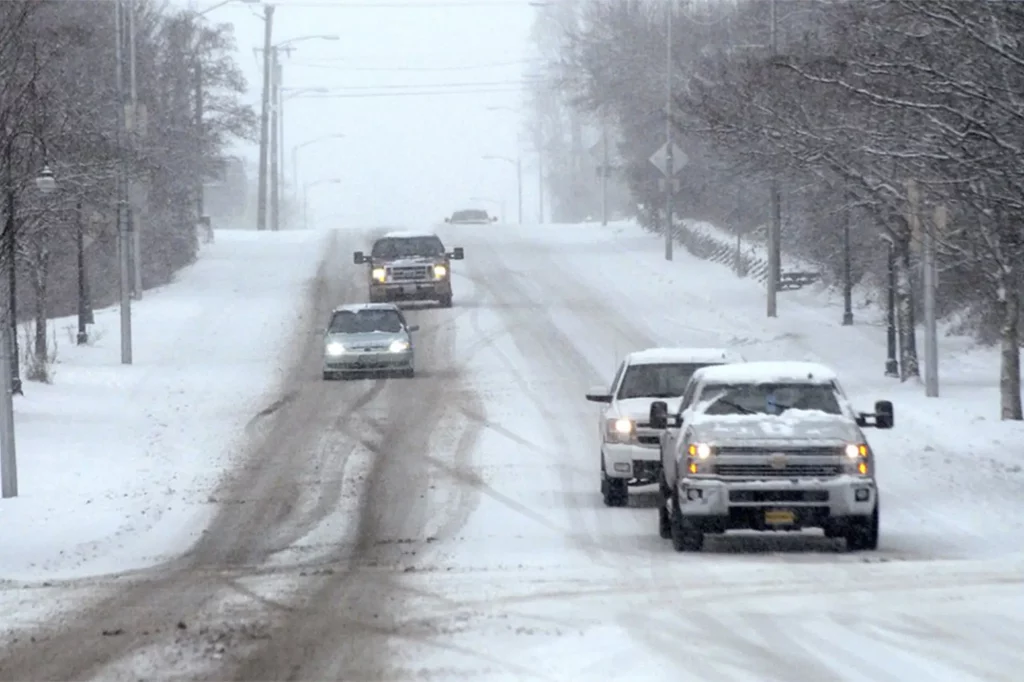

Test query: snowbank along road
[0,224,1022,681]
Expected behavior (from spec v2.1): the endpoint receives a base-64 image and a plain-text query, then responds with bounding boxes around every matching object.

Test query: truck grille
[715,446,840,457]
[714,463,843,478]
[389,266,430,282]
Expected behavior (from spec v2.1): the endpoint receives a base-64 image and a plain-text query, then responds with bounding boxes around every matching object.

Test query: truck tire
[845,502,879,551]
[658,492,671,539]
[600,458,627,507]
[439,294,453,308]
[670,491,703,552]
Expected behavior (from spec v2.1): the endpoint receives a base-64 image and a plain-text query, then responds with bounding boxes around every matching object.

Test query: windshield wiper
[715,399,757,415]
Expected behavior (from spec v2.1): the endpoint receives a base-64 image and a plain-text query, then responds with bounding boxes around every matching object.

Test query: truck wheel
[670,492,703,552]
[439,294,453,308]
[845,503,879,551]
[600,460,627,507]
[658,492,671,539]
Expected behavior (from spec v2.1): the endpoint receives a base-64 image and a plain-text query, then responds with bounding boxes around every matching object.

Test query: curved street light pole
[291,132,344,204]
[302,178,342,230]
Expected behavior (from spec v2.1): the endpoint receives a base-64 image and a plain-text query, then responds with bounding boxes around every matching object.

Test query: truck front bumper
[603,442,662,484]
[676,475,876,531]
[372,281,450,301]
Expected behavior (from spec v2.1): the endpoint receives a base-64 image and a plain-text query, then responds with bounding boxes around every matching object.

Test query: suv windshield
[452,210,487,221]
[617,363,707,399]
[700,382,842,416]
[329,309,404,334]
[371,236,444,259]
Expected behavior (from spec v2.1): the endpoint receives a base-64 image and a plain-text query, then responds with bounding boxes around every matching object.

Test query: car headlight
[325,342,346,356]
[372,267,386,282]
[433,264,447,278]
[388,339,410,353]
[844,443,868,459]
[844,443,869,476]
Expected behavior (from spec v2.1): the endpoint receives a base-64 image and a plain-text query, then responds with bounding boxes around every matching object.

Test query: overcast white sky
[177,0,540,228]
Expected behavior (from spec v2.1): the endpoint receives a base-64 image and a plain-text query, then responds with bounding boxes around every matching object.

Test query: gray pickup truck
[354,231,463,308]
[650,361,893,552]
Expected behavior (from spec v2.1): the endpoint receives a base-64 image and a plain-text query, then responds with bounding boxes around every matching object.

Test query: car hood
[615,396,684,423]
[376,256,440,267]
[326,331,407,348]
[691,412,861,445]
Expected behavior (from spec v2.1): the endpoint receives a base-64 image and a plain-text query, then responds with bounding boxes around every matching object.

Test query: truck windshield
[617,363,706,399]
[329,309,403,334]
[371,237,444,259]
[453,210,488,221]
[700,382,842,416]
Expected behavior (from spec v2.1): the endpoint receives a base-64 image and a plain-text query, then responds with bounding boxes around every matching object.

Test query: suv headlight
[388,339,410,353]
[433,264,447,278]
[326,342,345,356]
[372,267,386,282]
[604,417,634,443]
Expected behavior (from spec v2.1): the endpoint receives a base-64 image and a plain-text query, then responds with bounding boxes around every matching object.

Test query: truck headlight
[433,264,447,278]
[326,342,345,356]
[604,417,634,442]
[844,444,868,459]
[372,267,386,282]
[687,442,712,459]
[388,339,410,353]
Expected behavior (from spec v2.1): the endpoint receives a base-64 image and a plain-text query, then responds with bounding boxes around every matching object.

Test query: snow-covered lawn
[0,229,329,582]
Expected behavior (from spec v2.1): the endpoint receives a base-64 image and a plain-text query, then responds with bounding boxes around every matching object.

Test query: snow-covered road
[0,222,1020,681]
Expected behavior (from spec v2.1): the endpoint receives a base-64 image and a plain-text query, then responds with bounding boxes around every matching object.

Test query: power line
[270,0,543,6]
[286,59,539,72]
[295,78,538,91]
[294,86,528,98]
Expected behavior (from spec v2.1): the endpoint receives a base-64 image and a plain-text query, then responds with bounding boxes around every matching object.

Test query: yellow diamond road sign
[649,142,687,177]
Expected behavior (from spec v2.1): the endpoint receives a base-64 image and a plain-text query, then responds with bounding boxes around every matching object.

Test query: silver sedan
[322,303,419,380]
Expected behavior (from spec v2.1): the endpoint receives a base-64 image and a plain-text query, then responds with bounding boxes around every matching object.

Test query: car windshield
[453,210,487,221]
[699,382,843,416]
[329,309,404,334]
[617,363,707,399]
[371,236,444,259]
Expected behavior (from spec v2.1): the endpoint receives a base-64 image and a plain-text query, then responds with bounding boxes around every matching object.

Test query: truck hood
[327,331,407,348]
[690,412,861,445]
[615,396,684,423]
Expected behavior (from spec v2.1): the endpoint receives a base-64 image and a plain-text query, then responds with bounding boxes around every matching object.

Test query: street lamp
[881,234,900,378]
[486,106,541,223]
[196,0,259,16]
[1,152,56,499]
[302,178,342,230]
[482,155,522,224]
[267,36,338,231]
[291,132,344,202]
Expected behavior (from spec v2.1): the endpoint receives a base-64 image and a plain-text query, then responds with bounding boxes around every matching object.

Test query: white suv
[585,348,744,507]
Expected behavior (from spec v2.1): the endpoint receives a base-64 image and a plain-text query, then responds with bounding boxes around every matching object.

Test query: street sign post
[649,142,687,177]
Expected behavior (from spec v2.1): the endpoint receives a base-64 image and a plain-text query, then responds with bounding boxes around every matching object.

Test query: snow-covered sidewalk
[0,229,329,582]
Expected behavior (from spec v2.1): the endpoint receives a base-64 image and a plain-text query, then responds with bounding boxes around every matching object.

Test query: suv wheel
[670,491,703,552]
[658,491,671,539]
[845,502,879,551]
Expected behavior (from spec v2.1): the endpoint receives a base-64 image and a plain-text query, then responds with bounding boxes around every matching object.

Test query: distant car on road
[649,361,891,552]
[353,231,464,308]
[322,303,419,380]
[585,347,744,507]
[445,209,497,225]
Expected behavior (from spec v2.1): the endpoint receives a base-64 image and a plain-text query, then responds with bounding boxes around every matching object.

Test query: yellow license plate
[765,510,795,525]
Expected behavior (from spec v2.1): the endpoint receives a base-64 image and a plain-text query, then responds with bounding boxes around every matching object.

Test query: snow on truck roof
[332,302,401,313]
[694,361,838,384]
[627,347,741,365]
[379,230,438,240]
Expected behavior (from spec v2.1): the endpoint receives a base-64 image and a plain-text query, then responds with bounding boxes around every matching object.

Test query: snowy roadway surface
[1,223,1022,681]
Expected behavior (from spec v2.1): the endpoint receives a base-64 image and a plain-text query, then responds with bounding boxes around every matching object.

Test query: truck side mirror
[874,400,894,428]
[450,247,464,260]
[444,217,450,223]
[353,251,365,264]
[649,401,669,430]
[492,216,498,222]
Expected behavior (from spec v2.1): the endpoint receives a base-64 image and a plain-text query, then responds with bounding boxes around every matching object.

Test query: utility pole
[516,156,523,225]
[277,60,285,228]
[842,203,853,325]
[538,149,544,223]
[884,236,899,377]
[128,0,143,300]
[923,204,942,397]
[766,0,781,317]
[115,0,133,365]
[255,3,274,231]
[194,52,205,227]
[269,48,281,232]
[601,124,609,226]
[664,0,674,261]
